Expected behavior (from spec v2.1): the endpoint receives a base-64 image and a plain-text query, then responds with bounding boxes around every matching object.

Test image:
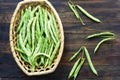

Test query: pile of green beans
[68,0,101,25]
[68,46,97,80]
[86,32,116,54]
[15,5,60,71]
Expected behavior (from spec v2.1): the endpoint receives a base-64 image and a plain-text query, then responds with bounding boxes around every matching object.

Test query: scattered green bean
[83,47,98,75]
[86,32,115,39]
[69,47,83,62]
[68,1,79,19]
[101,35,115,38]
[74,58,85,80]
[68,58,81,79]
[77,5,101,23]
[68,1,85,25]
[94,37,115,54]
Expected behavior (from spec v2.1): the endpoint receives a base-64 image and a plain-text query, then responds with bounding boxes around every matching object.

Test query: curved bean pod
[77,5,101,23]
[68,1,85,25]
[68,58,81,79]
[94,37,115,54]
[83,47,98,75]
[69,46,83,62]
[86,32,115,39]
[74,58,85,80]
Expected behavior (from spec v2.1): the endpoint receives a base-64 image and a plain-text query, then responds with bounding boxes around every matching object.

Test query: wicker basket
[10,0,64,76]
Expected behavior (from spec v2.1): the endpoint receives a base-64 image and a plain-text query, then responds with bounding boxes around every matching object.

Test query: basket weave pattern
[10,0,64,76]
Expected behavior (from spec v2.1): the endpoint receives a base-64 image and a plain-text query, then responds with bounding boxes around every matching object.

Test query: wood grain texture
[0,0,120,80]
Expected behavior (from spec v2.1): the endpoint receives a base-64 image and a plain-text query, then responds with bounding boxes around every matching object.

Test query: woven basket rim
[10,0,64,76]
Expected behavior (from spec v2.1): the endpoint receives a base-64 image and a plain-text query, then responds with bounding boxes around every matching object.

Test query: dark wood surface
[0,0,120,80]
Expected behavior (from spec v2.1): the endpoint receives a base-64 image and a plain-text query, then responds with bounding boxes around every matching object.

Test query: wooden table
[0,0,120,80]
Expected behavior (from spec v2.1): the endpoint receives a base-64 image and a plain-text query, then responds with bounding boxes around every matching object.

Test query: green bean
[16,36,26,54]
[32,53,50,63]
[83,47,98,75]
[76,5,101,23]
[28,6,32,12]
[38,6,44,35]
[34,31,38,43]
[49,41,60,65]
[69,46,83,62]
[20,9,30,44]
[94,37,115,54]
[15,47,24,53]
[36,12,41,35]
[68,58,81,79]
[35,58,41,67]
[26,44,31,52]
[30,63,35,72]
[29,51,50,70]
[21,20,27,39]
[40,38,48,65]
[44,43,51,67]
[31,52,50,70]
[51,13,59,41]
[101,35,115,38]
[21,8,31,39]
[17,35,20,47]
[68,1,85,25]
[48,13,58,41]
[28,6,32,19]
[23,34,28,47]
[74,58,85,80]
[41,7,45,35]
[19,33,31,56]
[45,43,54,67]
[31,5,39,17]
[31,17,36,53]
[48,20,57,44]
[17,10,25,33]
[43,39,49,67]
[33,37,42,55]
[68,1,79,19]
[44,9,49,38]
[20,53,29,63]
[39,36,44,53]
[86,32,115,39]
[27,18,34,46]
